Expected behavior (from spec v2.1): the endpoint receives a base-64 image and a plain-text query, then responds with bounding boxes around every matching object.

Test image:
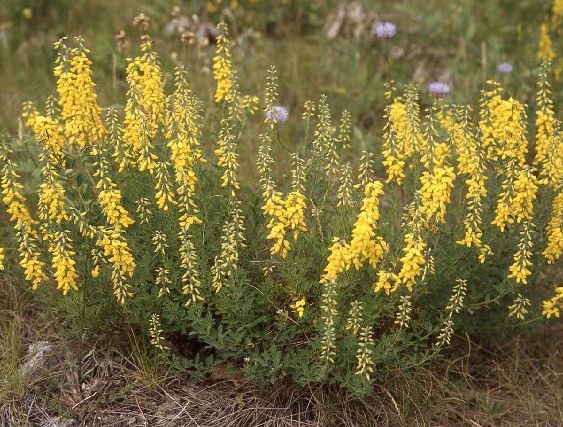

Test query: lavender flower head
[497,62,513,74]
[372,21,396,39]
[428,82,451,97]
[265,105,289,124]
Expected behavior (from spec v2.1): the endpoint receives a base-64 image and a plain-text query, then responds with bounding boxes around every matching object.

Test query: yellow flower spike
[543,286,563,319]
[53,38,105,149]
[508,221,534,285]
[213,21,234,104]
[397,232,426,291]
[48,231,79,295]
[374,270,399,295]
[544,192,563,264]
[98,187,134,229]
[539,23,556,62]
[0,247,5,271]
[123,36,165,171]
[290,298,306,318]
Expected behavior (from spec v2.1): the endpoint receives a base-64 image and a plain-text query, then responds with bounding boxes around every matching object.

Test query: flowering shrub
[0,23,561,395]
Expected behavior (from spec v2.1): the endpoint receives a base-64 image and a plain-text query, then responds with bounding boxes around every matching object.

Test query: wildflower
[337,110,352,149]
[1,158,37,232]
[355,151,375,189]
[428,82,451,97]
[213,21,234,103]
[149,314,169,351]
[395,295,412,328]
[48,231,78,295]
[152,231,168,255]
[302,100,316,120]
[348,181,388,269]
[123,36,165,171]
[212,199,246,293]
[265,105,289,123]
[53,37,105,148]
[312,95,340,176]
[493,166,537,231]
[180,231,203,305]
[136,198,152,224]
[508,294,531,320]
[497,62,513,74]
[382,85,423,184]
[263,191,307,259]
[442,107,492,262]
[22,105,66,158]
[479,82,528,164]
[418,166,456,225]
[538,23,555,62]
[542,286,563,319]
[544,192,563,264]
[345,301,364,336]
[156,266,172,297]
[319,279,338,366]
[154,162,176,211]
[96,227,136,304]
[17,229,47,290]
[290,297,306,318]
[508,221,534,284]
[0,248,4,271]
[372,21,397,39]
[374,270,399,294]
[321,238,352,284]
[436,279,467,348]
[534,63,562,187]
[336,162,354,208]
[355,324,375,382]
[38,180,68,224]
[98,184,134,229]
[215,116,240,195]
[397,232,426,291]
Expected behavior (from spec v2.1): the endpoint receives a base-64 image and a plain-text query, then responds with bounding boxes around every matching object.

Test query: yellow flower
[290,297,306,318]
[98,187,134,229]
[38,181,68,223]
[543,286,563,319]
[22,106,66,158]
[544,191,563,264]
[493,166,537,232]
[507,221,534,285]
[53,38,105,148]
[0,247,5,271]
[48,231,78,295]
[123,37,165,171]
[397,232,426,291]
[263,191,307,259]
[374,270,399,295]
[213,21,234,103]
[480,83,528,165]
[321,238,352,284]
[418,166,456,226]
[348,181,388,268]
[538,23,556,62]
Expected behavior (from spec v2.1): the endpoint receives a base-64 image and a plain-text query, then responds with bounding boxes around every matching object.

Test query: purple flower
[372,21,396,39]
[497,62,513,74]
[265,105,289,123]
[428,82,451,96]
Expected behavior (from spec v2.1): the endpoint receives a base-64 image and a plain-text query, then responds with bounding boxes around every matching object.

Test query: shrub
[0,22,561,396]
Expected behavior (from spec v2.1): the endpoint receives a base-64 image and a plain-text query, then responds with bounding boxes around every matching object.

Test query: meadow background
[0,0,562,426]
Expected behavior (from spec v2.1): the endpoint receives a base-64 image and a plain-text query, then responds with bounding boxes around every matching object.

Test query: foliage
[0,11,561,397]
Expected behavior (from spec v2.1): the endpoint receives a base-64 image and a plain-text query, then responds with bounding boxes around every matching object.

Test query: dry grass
[0,278,562,427]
